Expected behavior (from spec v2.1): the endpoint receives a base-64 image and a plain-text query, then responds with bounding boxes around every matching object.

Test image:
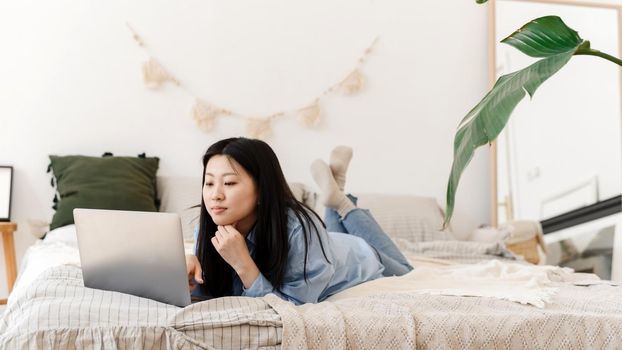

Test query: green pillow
[49,154,160,230]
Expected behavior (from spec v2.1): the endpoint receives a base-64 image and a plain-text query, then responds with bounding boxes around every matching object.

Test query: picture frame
[0,166,14,222]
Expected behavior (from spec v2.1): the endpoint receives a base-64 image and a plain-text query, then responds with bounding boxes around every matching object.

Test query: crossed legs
[311,147,413,276]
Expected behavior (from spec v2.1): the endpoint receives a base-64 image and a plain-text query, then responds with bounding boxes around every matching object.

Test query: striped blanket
[3,263,622,349]
[0,266,282,349]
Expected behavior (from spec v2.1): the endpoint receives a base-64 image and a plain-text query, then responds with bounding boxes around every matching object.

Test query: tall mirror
[492,0,622,279]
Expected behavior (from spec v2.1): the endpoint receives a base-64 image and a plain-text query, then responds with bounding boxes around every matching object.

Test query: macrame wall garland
[127,22,377,139]
[143,58,180,88]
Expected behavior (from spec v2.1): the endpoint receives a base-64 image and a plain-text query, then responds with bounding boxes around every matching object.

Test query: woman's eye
[224,182,236,186]
[204,183,213,187]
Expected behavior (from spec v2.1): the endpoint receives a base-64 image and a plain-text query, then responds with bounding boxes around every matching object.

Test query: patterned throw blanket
[268,281,622,349]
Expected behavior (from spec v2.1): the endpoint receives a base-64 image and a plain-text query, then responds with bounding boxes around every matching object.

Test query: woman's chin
[211,217,235,226]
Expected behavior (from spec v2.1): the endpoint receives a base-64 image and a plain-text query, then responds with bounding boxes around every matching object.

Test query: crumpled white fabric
[328,259,582,308]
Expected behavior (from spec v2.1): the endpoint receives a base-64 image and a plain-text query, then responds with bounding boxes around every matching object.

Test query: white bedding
[8,225,196,306]
[12,225,564,309]
[7,225,622,349]
[9,225,81,305]
[328,259,578,307]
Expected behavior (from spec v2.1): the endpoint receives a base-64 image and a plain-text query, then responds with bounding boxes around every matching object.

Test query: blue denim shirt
[194,210,384,305]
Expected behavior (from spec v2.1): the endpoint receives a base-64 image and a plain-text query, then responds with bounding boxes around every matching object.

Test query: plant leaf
[502,16,583,57]
[476,0,488,3]
[443,16,589,227]
[444,50,578,227]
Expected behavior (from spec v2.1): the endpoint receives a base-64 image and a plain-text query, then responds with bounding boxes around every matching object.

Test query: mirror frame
[489,0,622,227]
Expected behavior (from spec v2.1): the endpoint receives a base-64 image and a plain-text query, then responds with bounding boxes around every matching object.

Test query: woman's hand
[211,225,260,288]
[186,254,204,291]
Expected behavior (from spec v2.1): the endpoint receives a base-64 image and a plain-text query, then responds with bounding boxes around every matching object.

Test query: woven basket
[506,237,540,264]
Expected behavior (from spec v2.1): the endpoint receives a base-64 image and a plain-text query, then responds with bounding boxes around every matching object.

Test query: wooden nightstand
[0,222,17,305]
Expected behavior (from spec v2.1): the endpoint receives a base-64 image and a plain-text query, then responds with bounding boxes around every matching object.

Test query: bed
[2,170,622,349]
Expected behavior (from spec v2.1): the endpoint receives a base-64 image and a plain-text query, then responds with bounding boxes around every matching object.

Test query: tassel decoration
[246,118,273,140]
[142,58,179,89]
[192,99,231,132]
[339,69,364,95]
[299,101,321,128]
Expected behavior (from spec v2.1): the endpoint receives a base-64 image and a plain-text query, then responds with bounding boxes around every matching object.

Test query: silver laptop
[73,208,191,307]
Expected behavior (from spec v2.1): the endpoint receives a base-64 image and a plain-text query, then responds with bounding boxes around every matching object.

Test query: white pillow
[43,224,78,247]
[157,176,201,241]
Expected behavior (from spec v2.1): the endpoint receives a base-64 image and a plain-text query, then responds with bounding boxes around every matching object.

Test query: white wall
[0,0,491,297]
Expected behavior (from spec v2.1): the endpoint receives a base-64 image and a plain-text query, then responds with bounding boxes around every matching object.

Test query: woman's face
[203,155,258,234]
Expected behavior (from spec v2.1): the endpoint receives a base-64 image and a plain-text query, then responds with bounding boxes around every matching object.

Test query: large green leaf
[502,16,584,57]
[444,16,586,227]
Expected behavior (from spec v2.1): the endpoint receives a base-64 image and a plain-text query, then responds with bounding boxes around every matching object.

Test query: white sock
[310,159,355,217]
[329,146,353,191]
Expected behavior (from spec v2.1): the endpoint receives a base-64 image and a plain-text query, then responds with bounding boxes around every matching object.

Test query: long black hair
[196,137,330,297]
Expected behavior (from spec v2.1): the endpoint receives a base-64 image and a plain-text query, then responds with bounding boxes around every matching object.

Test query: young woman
[186,137,412,305]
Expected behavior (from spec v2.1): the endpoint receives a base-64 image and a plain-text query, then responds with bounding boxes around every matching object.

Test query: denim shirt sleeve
[242,221,335,305]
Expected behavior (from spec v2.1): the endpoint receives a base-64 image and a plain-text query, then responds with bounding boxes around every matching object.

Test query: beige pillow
[308,191,455,248]
[356,194,454,244]
[288,182,317,208]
